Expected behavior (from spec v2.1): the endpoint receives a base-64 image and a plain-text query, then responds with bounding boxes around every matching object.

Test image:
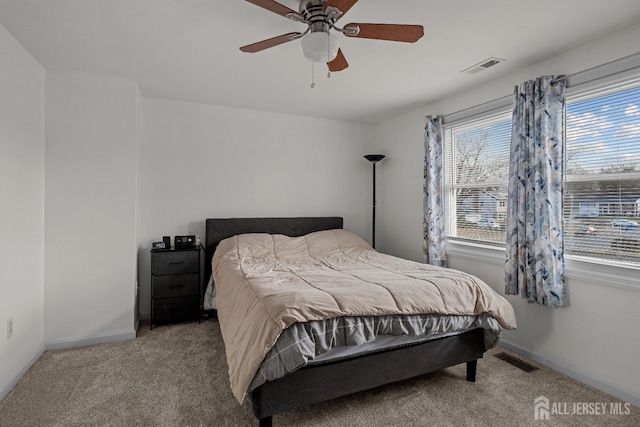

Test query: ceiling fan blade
[328,48,349,72]
[323,0,358,19]
[240,32,302,53]
[344,23,424,43]
[245,0,303,20]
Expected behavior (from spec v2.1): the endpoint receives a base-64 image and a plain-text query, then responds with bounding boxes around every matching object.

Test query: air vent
[494,352,539,373]
[461,57,505,75]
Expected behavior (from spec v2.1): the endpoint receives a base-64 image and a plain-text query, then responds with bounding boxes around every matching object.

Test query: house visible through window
[443,76,640,264]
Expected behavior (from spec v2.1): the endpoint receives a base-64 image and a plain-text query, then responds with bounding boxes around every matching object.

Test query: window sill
[445,240,640,292]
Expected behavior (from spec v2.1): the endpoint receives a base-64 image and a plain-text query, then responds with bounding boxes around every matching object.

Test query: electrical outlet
[7,317,13,340]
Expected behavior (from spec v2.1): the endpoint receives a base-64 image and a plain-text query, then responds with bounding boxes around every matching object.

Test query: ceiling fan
[240,0,424,72]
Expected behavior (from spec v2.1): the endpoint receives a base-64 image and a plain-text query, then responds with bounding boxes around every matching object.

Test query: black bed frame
[205,217,485,427]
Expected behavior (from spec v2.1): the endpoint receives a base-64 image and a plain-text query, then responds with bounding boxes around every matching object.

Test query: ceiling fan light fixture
[301,31,340,63]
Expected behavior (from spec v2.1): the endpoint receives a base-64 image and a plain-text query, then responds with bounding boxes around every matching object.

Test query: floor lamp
[364,154,385,249]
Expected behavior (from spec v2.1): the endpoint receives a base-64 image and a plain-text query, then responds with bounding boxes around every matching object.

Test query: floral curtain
[424,115,446,267]
[505,76,567,307]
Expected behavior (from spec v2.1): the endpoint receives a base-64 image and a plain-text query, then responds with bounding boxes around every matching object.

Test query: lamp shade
[364,154,386,163]
[301,31,340,63]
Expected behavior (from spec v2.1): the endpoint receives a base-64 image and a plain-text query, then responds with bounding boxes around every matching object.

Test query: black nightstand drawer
[152,273,199,299]
[150,245,203,330]
[152,296,200,324]
[152,251,199,275]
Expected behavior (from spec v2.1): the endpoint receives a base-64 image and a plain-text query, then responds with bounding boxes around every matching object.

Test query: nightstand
[150,245,203,330]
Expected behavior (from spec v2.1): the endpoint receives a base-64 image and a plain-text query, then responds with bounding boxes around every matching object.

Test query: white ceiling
[2,0,640,124]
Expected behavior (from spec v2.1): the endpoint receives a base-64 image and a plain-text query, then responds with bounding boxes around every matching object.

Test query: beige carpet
[0,320,637,426]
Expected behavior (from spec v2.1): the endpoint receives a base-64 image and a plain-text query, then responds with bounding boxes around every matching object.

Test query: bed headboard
[204,217,344,281]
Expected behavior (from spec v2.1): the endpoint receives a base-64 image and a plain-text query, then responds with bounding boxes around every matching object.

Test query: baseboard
[499,339,640,408]
[45,329,136,351]
[0,343,45,401]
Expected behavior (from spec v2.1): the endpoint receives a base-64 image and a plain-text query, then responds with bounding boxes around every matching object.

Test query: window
[564,80,640,262]
[443,76,640,264]
[443,111,511,245]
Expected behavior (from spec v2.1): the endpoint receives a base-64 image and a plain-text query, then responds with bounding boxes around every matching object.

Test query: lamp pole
[364,155,385,249]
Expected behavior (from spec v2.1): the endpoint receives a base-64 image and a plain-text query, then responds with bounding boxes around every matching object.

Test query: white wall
[447,253,640,403]
[138,98,374,317]
[44,71,138,344]
[374,22,640,404]
[0,24,45,398]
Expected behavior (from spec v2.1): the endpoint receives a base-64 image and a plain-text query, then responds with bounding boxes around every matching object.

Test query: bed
[204,217,516,427]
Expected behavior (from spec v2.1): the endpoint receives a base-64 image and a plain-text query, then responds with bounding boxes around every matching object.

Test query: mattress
[247,312,501,391]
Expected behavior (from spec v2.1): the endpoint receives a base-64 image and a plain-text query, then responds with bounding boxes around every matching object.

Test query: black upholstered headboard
[204,217,344,282]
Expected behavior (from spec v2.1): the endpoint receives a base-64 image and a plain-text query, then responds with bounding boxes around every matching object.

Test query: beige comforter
[213,229,517,402]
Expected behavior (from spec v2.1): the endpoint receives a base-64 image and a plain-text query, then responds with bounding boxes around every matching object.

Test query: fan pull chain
[310,63,316,89]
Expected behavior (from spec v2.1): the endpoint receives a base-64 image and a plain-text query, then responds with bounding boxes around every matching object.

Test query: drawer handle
[163,306,185,312]
[169,284,184,289]
[169,261,185,265]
